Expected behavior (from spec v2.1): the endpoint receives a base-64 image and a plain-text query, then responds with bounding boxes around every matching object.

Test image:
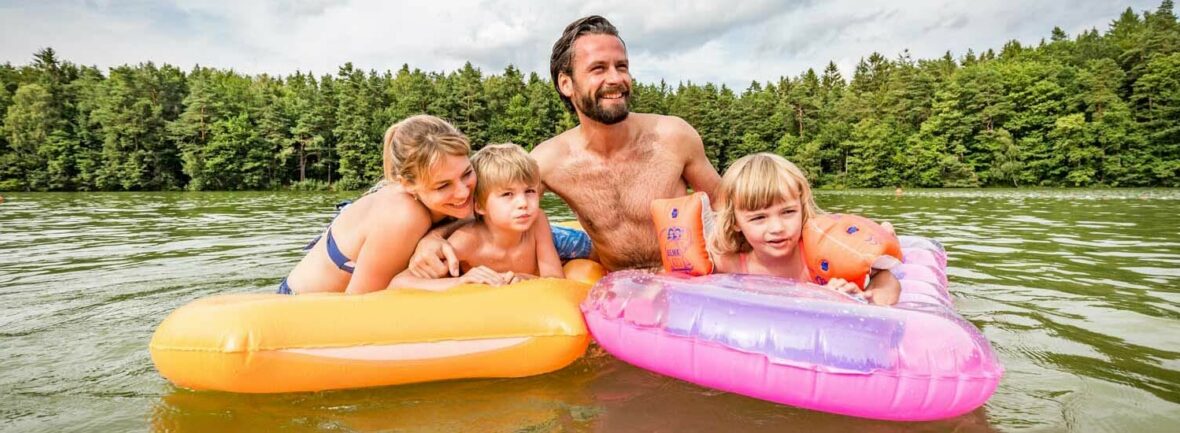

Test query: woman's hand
[409,234,459,278]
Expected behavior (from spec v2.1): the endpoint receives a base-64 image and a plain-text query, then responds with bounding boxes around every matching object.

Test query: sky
[0,0,1164,90]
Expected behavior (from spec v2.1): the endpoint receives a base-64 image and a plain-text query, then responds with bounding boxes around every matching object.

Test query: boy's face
[476,181,541,232]
[733,196,803,259]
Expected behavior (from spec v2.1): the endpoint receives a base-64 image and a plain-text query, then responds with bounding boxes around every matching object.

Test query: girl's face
[411,154,477,220]
[733,195,804,258]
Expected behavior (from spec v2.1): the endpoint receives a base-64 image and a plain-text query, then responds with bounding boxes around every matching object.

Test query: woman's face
[412,154,476,220]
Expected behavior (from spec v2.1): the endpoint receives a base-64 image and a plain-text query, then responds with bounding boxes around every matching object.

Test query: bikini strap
[326,228,357,273]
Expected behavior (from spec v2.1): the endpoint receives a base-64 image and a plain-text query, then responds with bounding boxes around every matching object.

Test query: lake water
[1,189,1177,432]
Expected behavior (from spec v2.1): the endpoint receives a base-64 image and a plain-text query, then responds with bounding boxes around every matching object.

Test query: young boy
[394,143,564,290]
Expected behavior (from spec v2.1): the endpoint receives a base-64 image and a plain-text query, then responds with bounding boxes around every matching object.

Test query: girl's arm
[863,269,901,306]
[532,211,564,278]
[826,270,901,306]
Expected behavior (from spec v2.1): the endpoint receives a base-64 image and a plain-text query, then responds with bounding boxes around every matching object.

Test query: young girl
[279,115,508,295]
[709,153,901,305]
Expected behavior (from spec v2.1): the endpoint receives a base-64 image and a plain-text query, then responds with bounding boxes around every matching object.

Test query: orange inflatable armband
[802,213,902,289]
[651,192,714,275]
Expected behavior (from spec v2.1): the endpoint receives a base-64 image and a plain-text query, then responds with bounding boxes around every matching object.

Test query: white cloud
[0,0,1164,88]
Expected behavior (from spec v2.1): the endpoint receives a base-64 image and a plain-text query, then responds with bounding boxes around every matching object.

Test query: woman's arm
[343,206,432,294]
[406,217,474,278]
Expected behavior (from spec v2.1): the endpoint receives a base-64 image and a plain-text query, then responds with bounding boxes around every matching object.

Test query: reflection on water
[1,189,1178,432]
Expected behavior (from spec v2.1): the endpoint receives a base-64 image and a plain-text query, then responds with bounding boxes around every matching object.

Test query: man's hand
[408,234,460,278]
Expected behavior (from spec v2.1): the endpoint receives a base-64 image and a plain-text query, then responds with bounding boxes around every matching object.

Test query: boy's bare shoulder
[446,220,484,256]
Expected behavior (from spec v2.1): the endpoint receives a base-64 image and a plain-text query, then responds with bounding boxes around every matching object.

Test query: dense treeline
[1,2,1178,191]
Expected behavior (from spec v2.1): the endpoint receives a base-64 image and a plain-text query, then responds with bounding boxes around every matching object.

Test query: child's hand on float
[505,272,537,284]
[825,278,862,296]
[862,269,902,306]
[460,266,508,286]
[862,288,900,306]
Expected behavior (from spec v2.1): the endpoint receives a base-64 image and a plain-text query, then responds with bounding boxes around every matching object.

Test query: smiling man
[529,15,721,271]
[409,16,721,275]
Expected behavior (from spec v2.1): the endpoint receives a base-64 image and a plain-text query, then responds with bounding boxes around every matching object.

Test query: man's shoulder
[635,113,702,154]
[635,112,692,131]
[532,128,578,159]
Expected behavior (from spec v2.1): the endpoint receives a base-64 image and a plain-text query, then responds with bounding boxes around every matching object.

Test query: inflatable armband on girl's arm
[651,192,715,275]
[802,213,902,289]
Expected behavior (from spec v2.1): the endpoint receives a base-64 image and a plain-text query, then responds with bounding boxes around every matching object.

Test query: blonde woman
[280,115,506,294]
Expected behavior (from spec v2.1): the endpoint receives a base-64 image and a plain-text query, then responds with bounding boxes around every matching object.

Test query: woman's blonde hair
[470,143,541,210]
[383,115,471,184]
[709,153,820,255]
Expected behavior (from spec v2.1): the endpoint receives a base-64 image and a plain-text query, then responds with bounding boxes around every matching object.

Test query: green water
[1,189,1177,432]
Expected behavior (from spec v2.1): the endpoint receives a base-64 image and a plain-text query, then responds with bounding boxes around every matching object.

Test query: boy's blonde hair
[710,153,820,255]
[383,115,471,185]
[470,143,541,210]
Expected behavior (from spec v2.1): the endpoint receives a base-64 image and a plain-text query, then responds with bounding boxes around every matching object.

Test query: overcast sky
[0,0,1163,89]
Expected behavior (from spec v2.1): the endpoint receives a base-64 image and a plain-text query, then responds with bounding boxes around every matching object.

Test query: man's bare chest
[553,156,682,202]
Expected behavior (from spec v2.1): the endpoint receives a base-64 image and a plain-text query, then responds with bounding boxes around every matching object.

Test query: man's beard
[574,85,630,125]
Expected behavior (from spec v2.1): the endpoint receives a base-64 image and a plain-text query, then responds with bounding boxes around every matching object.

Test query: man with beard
[407,15,719,275]
[527,15,721,271]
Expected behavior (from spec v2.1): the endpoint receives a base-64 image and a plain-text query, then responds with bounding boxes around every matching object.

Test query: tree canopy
[1,2,1177,191]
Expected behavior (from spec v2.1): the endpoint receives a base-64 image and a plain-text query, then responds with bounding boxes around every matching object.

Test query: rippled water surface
[1,189,1178,432]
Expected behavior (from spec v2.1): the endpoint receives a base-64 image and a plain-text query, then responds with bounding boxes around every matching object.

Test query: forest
[1,1,1177,191]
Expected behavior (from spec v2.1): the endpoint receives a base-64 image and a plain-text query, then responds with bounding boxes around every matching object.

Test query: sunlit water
[1,189,1177,432]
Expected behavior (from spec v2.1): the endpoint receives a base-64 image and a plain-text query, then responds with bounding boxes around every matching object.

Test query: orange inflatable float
[650,192,714,276]
[150,260,605,393]
[802,213,902,288]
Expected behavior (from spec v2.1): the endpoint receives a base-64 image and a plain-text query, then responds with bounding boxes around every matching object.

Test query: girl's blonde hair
[709,153,820,255]
[470,143,541,210]
[383,115,471,184]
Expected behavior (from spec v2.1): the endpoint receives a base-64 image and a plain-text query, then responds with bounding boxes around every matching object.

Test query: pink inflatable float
[581,236,1002,421]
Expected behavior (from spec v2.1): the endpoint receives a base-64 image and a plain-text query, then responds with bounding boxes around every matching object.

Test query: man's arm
[673,117,721,203]
[530,137,562,196]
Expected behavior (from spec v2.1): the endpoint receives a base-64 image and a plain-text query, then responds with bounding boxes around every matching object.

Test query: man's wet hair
[550,15,623,113]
